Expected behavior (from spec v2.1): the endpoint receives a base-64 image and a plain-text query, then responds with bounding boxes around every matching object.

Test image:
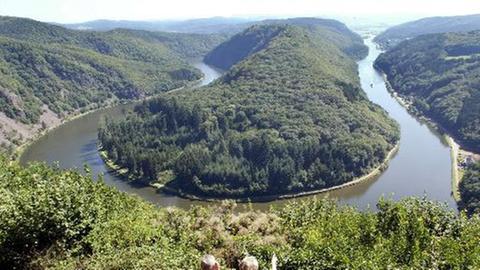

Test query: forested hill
[374,14,480,49]
[205,17,367,69]
[258,18,368,60]
[0,17,225,59]
[99,24,399,199]
[0,16,225,151]
[375,31,480,152]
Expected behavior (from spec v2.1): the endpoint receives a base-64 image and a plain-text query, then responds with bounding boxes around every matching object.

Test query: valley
[375,30,480,214]
[20,34,457,211]
[0,16,226,151]
[2,8,480,268]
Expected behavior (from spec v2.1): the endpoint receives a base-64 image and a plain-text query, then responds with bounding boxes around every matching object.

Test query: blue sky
[1,0,480,23]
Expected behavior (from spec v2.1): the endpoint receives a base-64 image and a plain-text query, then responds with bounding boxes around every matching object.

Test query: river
[20,42,458,211]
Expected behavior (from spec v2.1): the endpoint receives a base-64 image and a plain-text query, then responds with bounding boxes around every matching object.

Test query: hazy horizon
[1,0,480,24]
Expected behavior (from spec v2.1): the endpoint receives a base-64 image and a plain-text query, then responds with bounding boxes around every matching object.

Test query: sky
[1,0,480,23]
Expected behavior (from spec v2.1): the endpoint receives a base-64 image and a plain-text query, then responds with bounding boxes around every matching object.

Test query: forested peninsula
[99,20,400,199]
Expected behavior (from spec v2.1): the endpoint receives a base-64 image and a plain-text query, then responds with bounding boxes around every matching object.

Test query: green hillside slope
[375,31,480,152]
[0,16,225,150]
[204,17,367,69]
[460,161,480,215]
[99,24,399,199]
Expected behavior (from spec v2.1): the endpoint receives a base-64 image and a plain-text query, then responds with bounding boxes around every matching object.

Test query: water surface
[21,47,457,210]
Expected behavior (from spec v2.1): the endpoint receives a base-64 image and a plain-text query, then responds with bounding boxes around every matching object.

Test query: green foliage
[258,17,368,60]
[0,16,225,125]
[375,31,480,151]
[0,157,147,267]
[204,24,283,69]
[205,18,368,70]
[111,29,228,59]
[278,198,480,269]
[460,162,480,215]
[99,24,399,198]
[1,156,479,269]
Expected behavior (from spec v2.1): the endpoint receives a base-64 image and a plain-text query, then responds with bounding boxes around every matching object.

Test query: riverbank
[380,72,479,204]
[15,78,204,163]
[167,144,400,202]
[447,137,462,201]
[100,141,399,203]
[20,39,459,210]
[14,99,119,161]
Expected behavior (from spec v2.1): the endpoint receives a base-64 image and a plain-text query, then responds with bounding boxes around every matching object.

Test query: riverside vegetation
[0,16,226,150]
[460,161,480,215]
[1,157,479,269]
[375,31,480,214]
[99,20,400,199]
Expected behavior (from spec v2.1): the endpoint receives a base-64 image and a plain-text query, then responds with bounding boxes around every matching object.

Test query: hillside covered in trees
[204,17,368,69]
[99,22,399,199]
[375,31,480,152]
[374,14,480,49]
[460,162,480,215]
[1,157,479,269]
[0,16,225,150]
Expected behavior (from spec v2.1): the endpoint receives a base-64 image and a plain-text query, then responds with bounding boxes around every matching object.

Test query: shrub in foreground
[0,158,479,269]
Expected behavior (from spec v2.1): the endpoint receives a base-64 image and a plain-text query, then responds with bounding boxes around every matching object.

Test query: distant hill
[99,22,398,199]
[63,17,256,34]
[374,14,480,49]
[0,16,225,150]
[0,17,226,59]
[205,17,368,70]
[258,18,368,60]
[64,17,369,59]
[203,25,282,70]
[375,31,480,152]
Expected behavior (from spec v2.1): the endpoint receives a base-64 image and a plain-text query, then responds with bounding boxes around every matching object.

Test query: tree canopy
[460,162,480,215]
[1,156,479,269]
[375,31,480,152]
[0,16,226,146]
[99,23,399,199]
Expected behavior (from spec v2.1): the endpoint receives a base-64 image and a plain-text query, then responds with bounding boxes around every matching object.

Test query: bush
[1,157,479,269]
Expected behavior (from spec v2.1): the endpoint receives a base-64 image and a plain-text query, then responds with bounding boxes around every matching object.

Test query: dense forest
[257,18,369,60]
[0,16,226,59]
[374,14,480,49]
[460,162,480,215]
[1,157,479,269]
[99,22,399,199]
[375,31,480,152]
[204,17,368,69]
[0,16,226,148]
